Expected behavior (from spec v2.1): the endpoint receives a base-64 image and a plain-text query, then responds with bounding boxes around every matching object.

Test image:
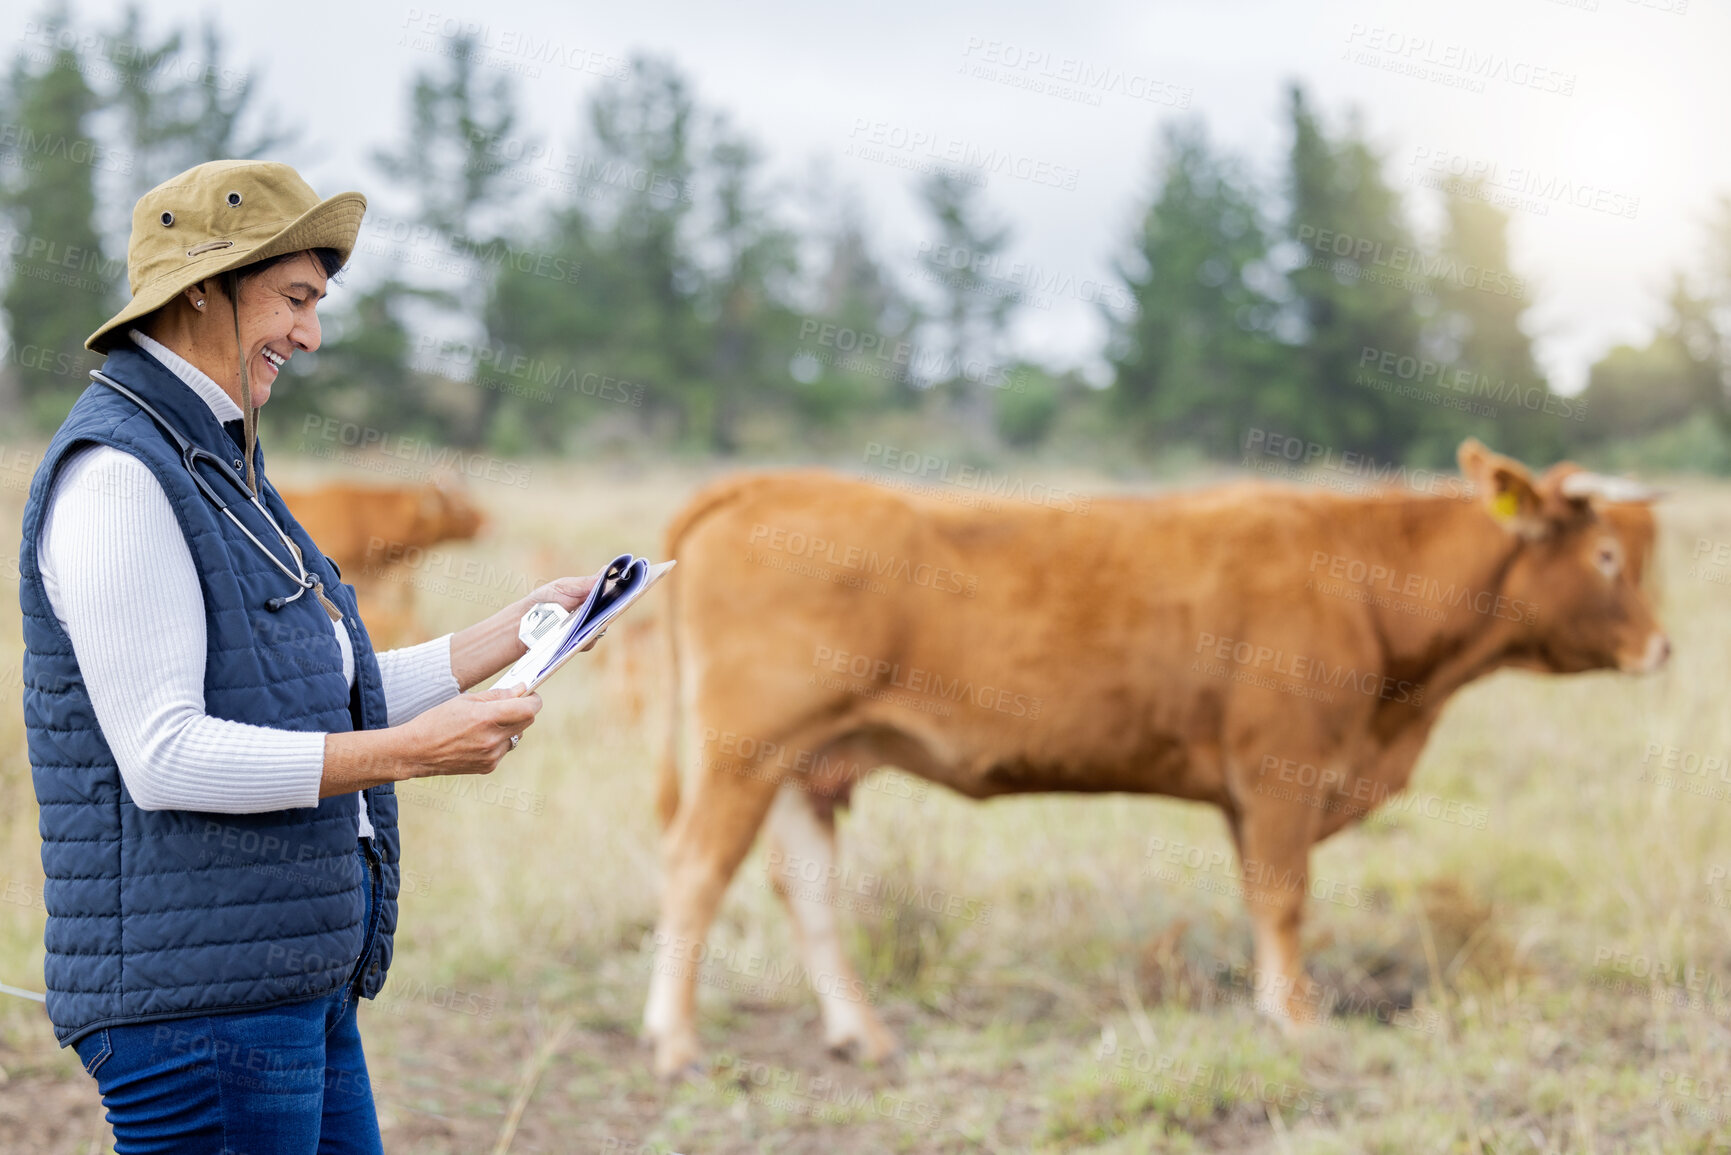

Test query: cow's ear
[1458,438,1546,537]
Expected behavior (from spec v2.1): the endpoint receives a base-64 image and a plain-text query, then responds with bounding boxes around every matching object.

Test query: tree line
[1,4,1726,470]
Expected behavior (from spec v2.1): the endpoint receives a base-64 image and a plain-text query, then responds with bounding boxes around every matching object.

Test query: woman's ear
[181,282,210,312]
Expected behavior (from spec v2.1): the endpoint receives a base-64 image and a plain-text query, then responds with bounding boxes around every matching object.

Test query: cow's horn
[1559,472,1665,503]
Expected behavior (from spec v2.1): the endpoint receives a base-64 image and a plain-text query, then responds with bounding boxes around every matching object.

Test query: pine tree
[1106,119,1282,456]
[1431,180,1563,463]
[915,170,1017,437]
[368,33,533,446]
[1281,84,1431,461]
[95,4,292,217]
[0,6,114,429]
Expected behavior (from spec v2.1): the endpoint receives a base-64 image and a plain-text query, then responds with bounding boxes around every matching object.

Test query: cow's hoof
[826,1023,900,1066]
[652,1033,705,1080]
[1255,983,1324,1038]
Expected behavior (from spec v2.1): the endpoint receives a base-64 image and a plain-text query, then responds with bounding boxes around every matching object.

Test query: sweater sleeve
[38,445,327,813]
[375,634,461,726]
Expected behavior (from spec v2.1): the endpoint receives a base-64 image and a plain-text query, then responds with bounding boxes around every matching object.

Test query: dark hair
[212,247,345,297]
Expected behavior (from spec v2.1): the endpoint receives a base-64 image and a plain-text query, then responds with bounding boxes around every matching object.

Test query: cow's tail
[653,473,766,831]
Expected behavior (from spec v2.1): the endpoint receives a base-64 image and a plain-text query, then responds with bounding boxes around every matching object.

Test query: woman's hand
[449,574,599,691]
[394,687,542,779]
[320,687,542,796]
[521,575,599,615]
[324,570,597,796]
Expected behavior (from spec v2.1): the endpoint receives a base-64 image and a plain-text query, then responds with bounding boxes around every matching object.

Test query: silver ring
[508,733,521,750]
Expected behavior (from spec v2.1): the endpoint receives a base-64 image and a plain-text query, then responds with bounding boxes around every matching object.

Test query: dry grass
[3,453,1731,1152]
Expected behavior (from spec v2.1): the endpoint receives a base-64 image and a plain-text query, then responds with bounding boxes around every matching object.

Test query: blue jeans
[73,838,386,1154]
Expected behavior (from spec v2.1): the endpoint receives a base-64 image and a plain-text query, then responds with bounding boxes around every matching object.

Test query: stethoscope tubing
[88,369,323,613]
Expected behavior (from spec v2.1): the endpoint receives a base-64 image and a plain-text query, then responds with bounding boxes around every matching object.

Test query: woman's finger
[549,575,597,600]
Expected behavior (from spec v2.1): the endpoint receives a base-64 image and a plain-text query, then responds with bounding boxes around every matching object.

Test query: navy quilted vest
[19,344,401,1048]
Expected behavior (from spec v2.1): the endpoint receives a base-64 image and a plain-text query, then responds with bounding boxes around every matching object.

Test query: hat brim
[85,191,367,353]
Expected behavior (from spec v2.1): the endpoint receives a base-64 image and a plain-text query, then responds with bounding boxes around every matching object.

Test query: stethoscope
[89,369,342,619]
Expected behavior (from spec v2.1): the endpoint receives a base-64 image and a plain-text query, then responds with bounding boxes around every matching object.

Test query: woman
[18,158,595,1152]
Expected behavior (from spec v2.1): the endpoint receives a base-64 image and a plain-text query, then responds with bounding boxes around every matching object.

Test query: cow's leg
[762,782,898,1063]
[643,765,782,1077]
[1232,797,1323,1029]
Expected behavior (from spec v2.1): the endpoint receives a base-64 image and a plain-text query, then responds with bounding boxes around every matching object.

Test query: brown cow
[641,439,1668,1076]
[279,477,486,643]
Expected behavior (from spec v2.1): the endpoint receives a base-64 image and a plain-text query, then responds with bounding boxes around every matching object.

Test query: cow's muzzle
[1620,631,1672,674]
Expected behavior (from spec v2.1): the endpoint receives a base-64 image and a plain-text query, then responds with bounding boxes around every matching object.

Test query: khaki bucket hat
[86,158,366,353]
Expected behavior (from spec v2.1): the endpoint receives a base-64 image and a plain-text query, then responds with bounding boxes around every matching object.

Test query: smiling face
[158,250,331,410]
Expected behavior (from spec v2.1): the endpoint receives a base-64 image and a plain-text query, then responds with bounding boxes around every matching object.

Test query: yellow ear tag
[1491,491,1520,521]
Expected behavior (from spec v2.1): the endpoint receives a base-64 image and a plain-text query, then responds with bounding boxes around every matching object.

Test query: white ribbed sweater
[36,330,460,834]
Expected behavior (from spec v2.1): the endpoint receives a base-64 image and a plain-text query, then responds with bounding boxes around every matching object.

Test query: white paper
[492,554,675,694]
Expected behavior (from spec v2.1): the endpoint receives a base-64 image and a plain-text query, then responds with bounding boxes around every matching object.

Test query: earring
[195,299,205,308]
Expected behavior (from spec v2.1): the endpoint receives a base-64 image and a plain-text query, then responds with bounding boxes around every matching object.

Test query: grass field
[4,450,1731,1153]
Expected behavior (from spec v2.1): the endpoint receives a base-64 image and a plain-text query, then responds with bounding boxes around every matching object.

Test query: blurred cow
[280,476,486,644]
[641,438,1668,1075]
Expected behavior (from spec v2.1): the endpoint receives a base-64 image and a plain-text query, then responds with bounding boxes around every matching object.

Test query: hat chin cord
[224,268,258,494]
[220,267,340,622]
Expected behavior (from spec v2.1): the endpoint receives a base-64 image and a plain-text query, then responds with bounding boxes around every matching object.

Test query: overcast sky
[16,0,1730,393]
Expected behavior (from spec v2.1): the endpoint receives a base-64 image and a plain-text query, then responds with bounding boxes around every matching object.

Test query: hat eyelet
[226,191,243,207]
[159,210,174,227]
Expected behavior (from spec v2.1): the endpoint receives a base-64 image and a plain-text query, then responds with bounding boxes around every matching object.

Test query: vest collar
[98,343,264,473]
